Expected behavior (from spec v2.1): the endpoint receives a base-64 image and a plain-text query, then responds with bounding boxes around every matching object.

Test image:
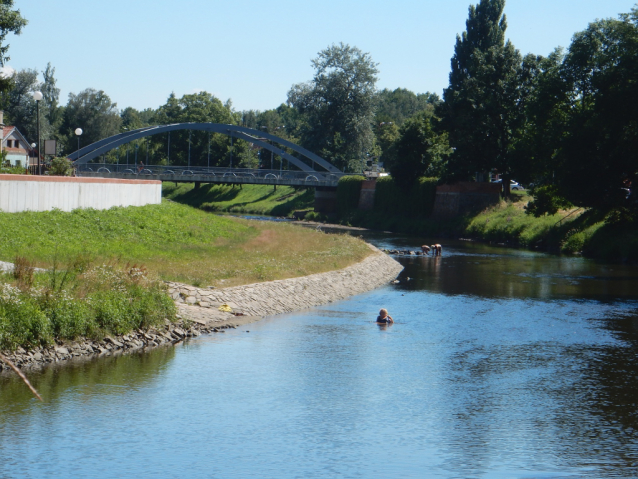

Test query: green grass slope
[162,182,314,216]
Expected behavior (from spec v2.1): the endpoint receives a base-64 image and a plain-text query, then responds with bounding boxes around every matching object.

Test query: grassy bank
[0,200,372,350]
[162,182,314,216]
[0,200,371,287]
[335,191,638,262]
[160,181,638,262]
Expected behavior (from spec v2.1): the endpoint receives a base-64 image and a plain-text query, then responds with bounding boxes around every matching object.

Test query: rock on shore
[1,244,403,371]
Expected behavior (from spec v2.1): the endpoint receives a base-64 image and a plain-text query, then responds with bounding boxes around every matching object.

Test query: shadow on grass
[270,190,315,216]
[582,216,638,262]
[163,183,315,217]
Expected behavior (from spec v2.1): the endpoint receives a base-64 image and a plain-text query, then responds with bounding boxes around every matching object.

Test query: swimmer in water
[376,308,394,324]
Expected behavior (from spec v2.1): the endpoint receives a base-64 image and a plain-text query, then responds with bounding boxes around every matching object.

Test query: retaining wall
[0,175,162,212]
[432,182,501,218]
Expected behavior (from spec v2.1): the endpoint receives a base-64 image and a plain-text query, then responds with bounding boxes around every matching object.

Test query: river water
[2,234,638,478]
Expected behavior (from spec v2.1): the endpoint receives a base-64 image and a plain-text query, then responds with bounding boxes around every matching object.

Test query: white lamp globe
[75,128,83,136]
[32,91,43,101]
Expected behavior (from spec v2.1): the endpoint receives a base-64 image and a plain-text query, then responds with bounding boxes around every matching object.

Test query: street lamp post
[74,128,83,166]
[33,91,43,174]
[30,143,35,172]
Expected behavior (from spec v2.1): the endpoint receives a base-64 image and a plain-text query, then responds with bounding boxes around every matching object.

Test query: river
[1,234,638,478]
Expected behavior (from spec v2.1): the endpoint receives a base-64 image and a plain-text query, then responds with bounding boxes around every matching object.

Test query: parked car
[493,178,523,190]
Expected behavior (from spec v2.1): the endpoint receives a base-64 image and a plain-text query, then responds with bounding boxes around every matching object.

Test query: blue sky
[7,0,637,113]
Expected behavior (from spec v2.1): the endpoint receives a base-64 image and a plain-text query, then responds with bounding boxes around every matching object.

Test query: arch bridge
[71,123,348,188]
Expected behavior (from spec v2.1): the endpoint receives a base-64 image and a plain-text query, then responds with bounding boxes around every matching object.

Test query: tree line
[0,0,636,217]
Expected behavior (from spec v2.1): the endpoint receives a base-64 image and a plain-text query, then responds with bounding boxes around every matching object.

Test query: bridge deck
[76,165,347,188]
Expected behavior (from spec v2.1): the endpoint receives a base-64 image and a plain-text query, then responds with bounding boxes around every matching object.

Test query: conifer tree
[441,0,523,193]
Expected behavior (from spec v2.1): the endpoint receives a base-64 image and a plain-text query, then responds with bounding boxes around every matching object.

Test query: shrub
[0,260,177,350]
[49,157,74,176]
[374,176,437,217]
[336,175,365,214]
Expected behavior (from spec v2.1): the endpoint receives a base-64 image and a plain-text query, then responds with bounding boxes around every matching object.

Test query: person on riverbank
[376,308,394,324]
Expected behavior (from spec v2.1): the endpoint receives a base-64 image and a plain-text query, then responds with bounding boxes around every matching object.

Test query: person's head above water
[379,308,388,318]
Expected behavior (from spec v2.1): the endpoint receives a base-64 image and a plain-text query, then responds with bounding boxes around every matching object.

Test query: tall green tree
[288,43,379,172]
[554,9,638,212]
[61,88,121,151]
[441,0,524,194]
[387,111,451,188]
[152,91,246,167]
[41,62,63,140]
[0,68,53,144]
[376,88,440,126]
[0,0,26,92]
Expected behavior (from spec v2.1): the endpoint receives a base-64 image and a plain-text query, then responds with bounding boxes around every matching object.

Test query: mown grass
[0,200,371,287]
[162,182,314,216]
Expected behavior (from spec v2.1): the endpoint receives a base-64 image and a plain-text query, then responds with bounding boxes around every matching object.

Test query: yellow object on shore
[218,304,233,312]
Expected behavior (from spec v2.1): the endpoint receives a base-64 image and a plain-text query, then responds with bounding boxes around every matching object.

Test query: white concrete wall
[0,175,162,213]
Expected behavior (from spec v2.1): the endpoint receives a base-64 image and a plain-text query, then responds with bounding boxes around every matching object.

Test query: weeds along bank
[0,200,374,355]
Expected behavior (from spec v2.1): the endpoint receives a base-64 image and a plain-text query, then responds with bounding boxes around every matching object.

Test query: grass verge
[162,182,314,216]
[0,200,372,287]
[0,200,372,350]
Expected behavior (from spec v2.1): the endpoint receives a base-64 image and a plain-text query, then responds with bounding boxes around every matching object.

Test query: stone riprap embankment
[1,245,402,371]
[169,245,403,323]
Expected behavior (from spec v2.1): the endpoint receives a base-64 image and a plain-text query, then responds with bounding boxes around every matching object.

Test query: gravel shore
[1,244,402,371]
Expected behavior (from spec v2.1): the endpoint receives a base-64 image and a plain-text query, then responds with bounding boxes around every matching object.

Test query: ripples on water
[2,237,638,478]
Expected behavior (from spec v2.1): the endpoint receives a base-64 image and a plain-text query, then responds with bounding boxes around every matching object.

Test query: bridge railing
[75,164,348,183]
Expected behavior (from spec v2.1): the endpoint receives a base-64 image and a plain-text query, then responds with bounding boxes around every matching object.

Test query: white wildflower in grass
[0,283,23,305]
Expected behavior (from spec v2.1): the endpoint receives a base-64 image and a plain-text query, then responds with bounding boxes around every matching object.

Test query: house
[1,125,33,167]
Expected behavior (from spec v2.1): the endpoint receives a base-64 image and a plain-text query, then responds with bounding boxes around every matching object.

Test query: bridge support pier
[194,182,201,190]
[314,187,337,214]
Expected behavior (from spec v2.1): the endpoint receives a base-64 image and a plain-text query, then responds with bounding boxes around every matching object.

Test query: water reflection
[1,236,638,478]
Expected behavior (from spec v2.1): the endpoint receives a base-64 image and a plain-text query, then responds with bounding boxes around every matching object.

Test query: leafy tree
[513,49,569,186]
[376,88,440,126]
[152,91,243,167]
[61,88,121,151]
[553,10,638,212]
[120,107,143,131]
[0,0,27,92]
[441,0,524,194]
[288,43,379,172]
[376,121,400,167]
[41,62,63,142]
[0,68,53,144]
[387,111,451,188]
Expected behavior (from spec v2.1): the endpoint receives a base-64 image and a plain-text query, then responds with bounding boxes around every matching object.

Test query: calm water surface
[2,236,638,478]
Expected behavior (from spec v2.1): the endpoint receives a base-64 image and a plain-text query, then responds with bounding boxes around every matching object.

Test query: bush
[0,261,177,350]
[49,157,74,176]
[336,175,365,214]
[374,176,437,217]
[0,287,52,349]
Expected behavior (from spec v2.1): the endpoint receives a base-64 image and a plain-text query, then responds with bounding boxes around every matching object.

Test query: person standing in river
[376,308,394,324]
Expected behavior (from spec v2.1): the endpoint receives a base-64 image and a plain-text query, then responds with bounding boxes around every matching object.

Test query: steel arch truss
[68,123,341,173]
